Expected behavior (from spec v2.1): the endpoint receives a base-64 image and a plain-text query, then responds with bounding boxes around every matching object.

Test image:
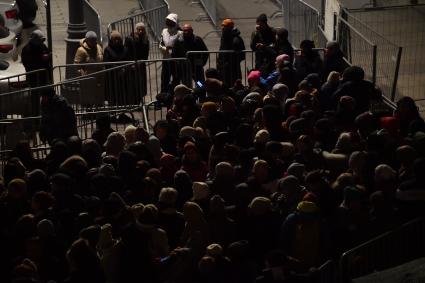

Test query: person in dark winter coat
[217,18,246,87]
[250,14,277,77]
[322,41,349,81]
[173,23,208,85]
[275,28,294,64]
[104,30,129,62]
[21,29,51,116]
[294,40,323,84]
[16,0,38,28]
[125,22,150,61]
[39,88,78,145]
[125,22,150,101]
[332,66,381,114]
[104,30,131,106]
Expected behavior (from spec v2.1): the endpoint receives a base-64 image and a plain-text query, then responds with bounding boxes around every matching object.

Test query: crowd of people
[1,10,425,283]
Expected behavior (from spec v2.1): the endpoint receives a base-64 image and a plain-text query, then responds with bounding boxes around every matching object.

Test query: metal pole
[45,0,52,51]
[65,0,87,66]
[391,47,403,102]
[372,44,377,85]
[45,0,53,81]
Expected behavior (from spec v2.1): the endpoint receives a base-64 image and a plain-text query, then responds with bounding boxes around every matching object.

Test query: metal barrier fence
[317,260,337,283]
[337,17,377,85]
[369,0,425,7]
[137,0,169,41]
[282,0,328,49]
[346,4,425,112]
[107,6,168,60]
[0,69,48,96]
[340,9,403,102]
[83,0,103,46]
[339,217,425,283]
[199,0,218,27]
[0,76,145,152]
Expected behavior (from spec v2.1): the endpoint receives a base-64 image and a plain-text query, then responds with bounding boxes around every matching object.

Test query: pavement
[29,0,282,67]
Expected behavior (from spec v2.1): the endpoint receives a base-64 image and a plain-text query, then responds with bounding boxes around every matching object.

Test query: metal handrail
[83,0,103,45]
[0,76,96,98]
[339,217,425,282]
[0,69,47,82]
[341,8,400,47]
[338,17,377,46]
[107,6,166,24]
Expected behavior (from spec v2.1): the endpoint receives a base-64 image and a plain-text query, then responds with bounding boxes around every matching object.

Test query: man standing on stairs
[217,18,245,88]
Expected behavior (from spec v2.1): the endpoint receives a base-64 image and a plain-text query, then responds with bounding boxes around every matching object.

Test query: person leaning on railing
[250,13,277,77]
[172,23,208,86]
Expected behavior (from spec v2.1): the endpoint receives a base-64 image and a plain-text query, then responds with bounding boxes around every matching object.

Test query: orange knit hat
[222,18,234,27]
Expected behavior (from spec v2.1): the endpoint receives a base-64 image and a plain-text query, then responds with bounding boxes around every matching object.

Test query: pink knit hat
[275,54,290,65]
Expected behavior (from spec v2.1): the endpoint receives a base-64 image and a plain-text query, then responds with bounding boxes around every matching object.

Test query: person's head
[205,68,220,80]
[396,96,420,120]
[327,71,341,84]
[30,29,46,46]
[247,70,261,87]
[8,178,27,199]
[85,31,98,48]
[104,132,126,156]
[166,13,178,28]
[275,54,290,69]
[221,18,234,34]
[325,41,340,57]
[183,201,204,222]
[183,141,200,163]
[109,30,123,47]
[153,120,169,140]
[256,13,268,31]
[253,159,269,182]
[135,22,146,36]
[182,23,194,40]
[342,66,365,82]
[276,27,289,40]
[215,162,234,178]
[124,125,137,145]
[138,204,158,225]
[159,187,178,206]
[300,39,315,54]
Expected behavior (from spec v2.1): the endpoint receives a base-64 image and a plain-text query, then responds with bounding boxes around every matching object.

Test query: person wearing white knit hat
[159,13,183,96]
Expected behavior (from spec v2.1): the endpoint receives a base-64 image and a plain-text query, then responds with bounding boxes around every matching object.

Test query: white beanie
[166,13,178,24]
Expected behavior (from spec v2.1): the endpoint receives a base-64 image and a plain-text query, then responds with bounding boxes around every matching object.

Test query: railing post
[372,44,377,85]
[339,253,349,283]
[391,46,402,102]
